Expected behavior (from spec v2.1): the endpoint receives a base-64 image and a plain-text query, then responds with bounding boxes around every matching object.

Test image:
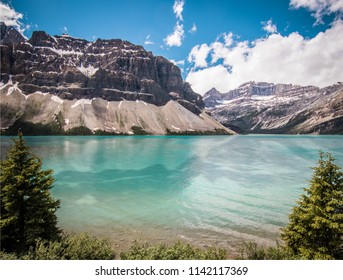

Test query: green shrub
[3,119,63,135]
[166,128,230,135]
[238,242,299,260]
[131,126,150,135]
[65,126,93,135]
[24,233,115,260]
[120,241,227,260]
[0,251,19,260]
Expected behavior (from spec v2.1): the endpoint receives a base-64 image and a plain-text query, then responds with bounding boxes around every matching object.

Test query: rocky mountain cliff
[0,22,203,110]
[0,22,233,135]
[204,82,343,134]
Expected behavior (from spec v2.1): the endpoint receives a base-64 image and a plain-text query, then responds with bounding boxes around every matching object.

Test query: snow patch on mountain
[71,99,93,109]
[51,95,64,104]
[77,64,99,77]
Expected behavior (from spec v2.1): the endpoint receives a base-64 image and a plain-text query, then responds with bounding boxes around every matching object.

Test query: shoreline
[59,222,280,259]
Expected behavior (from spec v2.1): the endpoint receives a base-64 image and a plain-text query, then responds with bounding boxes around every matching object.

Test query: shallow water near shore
[1,135,343,252]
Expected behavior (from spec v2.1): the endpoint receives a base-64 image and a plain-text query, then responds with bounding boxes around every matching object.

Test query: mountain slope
[204,82,343,134]
[0,78,233,135]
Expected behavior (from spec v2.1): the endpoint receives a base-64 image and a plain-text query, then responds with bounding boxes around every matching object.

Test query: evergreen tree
[0,132,60,254]
[281,151,343,259]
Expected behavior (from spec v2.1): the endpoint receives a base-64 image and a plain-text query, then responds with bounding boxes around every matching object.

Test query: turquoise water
[1,135,343,249]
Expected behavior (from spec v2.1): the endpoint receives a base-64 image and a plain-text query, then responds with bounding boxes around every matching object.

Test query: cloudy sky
[1,0,342,94]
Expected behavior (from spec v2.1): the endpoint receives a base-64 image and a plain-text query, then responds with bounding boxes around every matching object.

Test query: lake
[1,135,343,251]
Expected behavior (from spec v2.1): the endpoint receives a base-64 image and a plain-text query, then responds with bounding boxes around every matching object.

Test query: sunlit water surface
[1,135,342,250]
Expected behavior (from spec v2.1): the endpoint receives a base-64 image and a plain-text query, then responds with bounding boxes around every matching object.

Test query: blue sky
[1,0,343,94]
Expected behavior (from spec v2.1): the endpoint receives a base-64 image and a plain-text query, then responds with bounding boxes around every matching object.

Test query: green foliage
[54,112,65,129]
[238,242,299,260]
[0,132,60,253]
[65,126,93,135]
[94,130,120,135]
[281,151,343,260]
[120,241,227,260]
[2,118,63,135]
[0,251,19,260]
[131,126,150,135]
[166,128,230,135]
[0,233,116,260]
[23,233,115,260]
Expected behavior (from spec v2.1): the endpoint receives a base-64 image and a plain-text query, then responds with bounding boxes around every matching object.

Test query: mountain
[202,87,222,108]
[0,22,233,135]
[204,81,343,134]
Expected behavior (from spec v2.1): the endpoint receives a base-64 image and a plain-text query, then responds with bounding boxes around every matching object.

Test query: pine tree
[1,132,60,254]
[281,151,343,259]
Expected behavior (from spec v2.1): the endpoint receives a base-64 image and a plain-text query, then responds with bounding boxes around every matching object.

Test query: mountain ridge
[203,81,343,134]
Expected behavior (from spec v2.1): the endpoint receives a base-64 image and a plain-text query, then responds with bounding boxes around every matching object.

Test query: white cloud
[290,0,343,24]
[210,41,230,64]
[173,0,185,21]
[164,0,188,47]
[223,32,234,46]
[188,44,211,67]
[144,34,154,45]
[187,65,233,94]
[186,20,343,95]
[187,33,236,68]
[0,2,26,34]
[164,22,185,47]
[290,0,343,13]
[262,19,278,33]
[189,23,197,34]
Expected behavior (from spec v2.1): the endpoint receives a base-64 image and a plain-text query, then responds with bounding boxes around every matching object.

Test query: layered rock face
[204,82,343,134]
[0,22,234,135]
[0,22,203,110]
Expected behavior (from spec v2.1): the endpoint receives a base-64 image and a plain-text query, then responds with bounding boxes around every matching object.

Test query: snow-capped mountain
[204,81,343,134]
